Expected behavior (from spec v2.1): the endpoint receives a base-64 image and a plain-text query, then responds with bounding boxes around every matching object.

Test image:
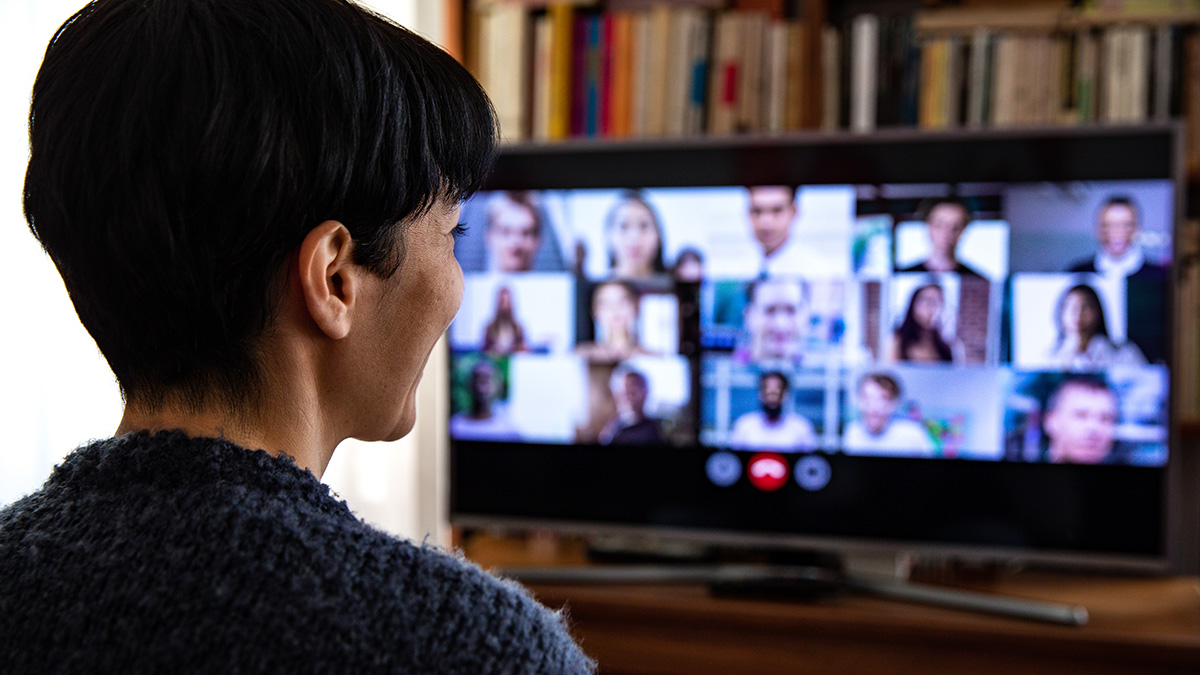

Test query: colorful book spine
[546,3,574,140]
[608,12,633,138]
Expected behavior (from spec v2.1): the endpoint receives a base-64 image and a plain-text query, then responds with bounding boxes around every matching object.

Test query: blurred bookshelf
[458,1,1199,185]
[455,0,1200,423]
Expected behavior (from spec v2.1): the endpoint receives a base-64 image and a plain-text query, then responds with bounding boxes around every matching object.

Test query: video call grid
[448,180,1173,468]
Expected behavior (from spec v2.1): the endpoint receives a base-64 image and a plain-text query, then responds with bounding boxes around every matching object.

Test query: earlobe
[297,220,357,340]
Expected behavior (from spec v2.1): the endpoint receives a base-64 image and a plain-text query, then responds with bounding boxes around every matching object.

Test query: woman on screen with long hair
[605,190,667,279]
[1048,283,1145,369]
[889,282,960,363]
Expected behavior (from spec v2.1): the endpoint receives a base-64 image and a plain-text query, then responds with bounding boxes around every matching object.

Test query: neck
[1074,332,1093,352]
[615,261,651,278]
[605,324,636,348]
[923,251,957,271]
[469,398,492,419]
[115,349,337,479]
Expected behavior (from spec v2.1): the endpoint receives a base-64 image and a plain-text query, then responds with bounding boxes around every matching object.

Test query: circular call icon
[705,452,742,487]
[794,455,832,492]
[747,453,789,492]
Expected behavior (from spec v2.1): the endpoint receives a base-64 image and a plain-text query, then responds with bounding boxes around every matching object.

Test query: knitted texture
[0,431,594,674]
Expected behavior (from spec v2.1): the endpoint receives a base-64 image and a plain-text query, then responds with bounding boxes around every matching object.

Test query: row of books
[470,2,1200,159]
[872,16,1190,130]
[473,2,817,140]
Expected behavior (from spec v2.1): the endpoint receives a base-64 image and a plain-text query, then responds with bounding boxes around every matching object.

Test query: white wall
[0,0,124,506]
[0,0,451,547]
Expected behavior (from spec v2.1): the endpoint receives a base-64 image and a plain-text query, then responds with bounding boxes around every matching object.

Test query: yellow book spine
[548,4,574,140]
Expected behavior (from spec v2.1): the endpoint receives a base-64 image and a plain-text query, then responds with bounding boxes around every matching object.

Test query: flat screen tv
[448,125,1197,574]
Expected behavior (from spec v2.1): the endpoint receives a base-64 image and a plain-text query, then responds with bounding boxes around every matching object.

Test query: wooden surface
[522,574,1200,674]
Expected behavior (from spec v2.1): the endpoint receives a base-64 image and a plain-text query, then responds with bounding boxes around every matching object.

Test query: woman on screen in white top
[1047,283,1144,370]
[576,281,654,362]
[605,191,667,279]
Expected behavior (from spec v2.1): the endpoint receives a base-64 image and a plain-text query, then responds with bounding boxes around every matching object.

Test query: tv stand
[463,532,1199,673]
[499,561,1089,626]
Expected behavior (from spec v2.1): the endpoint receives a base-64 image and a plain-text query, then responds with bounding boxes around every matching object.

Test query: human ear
[297,220,358,340]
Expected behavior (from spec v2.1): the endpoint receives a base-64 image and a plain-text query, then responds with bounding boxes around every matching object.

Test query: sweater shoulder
[0,433,593,674]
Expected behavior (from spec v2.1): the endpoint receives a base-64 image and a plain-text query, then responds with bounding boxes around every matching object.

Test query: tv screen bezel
[449,124,1196,574]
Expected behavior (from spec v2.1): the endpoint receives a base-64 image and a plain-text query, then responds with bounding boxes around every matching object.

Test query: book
[850,13,879,132]
[918,36,937,128]
[707,11,741,134]
[1075,28,1099,123]
[966,27,992,127]
[821,24,841,131]
[765,20,788,133]
[945,34,964,127]
[531,12,553,140]
[581,13,606,137]
[898,18,921,126]
[877,15,912,128]
[631,9,651,136]
[665,8,696,136]
[480,4,531,141]
[1127,24,1151,122]
[608,12,633,138]
[684,10,712,135]
[991,33,1017,126]
[784,19,807,131]
[1152,23,1174,121]
[737,11,767,132]
[645,4,673,135]
[570,12,587,136]
[1099,25,1132,121]
[1052,32,1072,124]
[547,3,574,140]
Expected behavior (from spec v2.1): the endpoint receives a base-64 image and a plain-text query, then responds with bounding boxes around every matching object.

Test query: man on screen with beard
[728,371,817,451]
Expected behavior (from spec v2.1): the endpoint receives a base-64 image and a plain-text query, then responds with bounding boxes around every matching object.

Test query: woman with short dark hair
[1,1,593,672]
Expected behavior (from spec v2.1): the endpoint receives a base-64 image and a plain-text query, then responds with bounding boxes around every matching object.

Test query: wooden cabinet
[523,574,1200,674]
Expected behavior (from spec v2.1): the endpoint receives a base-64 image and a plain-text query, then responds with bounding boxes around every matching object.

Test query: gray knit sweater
[0,431,593,673]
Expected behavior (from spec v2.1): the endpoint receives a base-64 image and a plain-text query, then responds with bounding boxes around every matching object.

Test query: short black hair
[759,371,789,392]
[24,0,499,411]
[746,185,798,203]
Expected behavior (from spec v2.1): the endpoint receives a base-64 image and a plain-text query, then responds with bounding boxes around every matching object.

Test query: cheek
[440,264,465,327]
